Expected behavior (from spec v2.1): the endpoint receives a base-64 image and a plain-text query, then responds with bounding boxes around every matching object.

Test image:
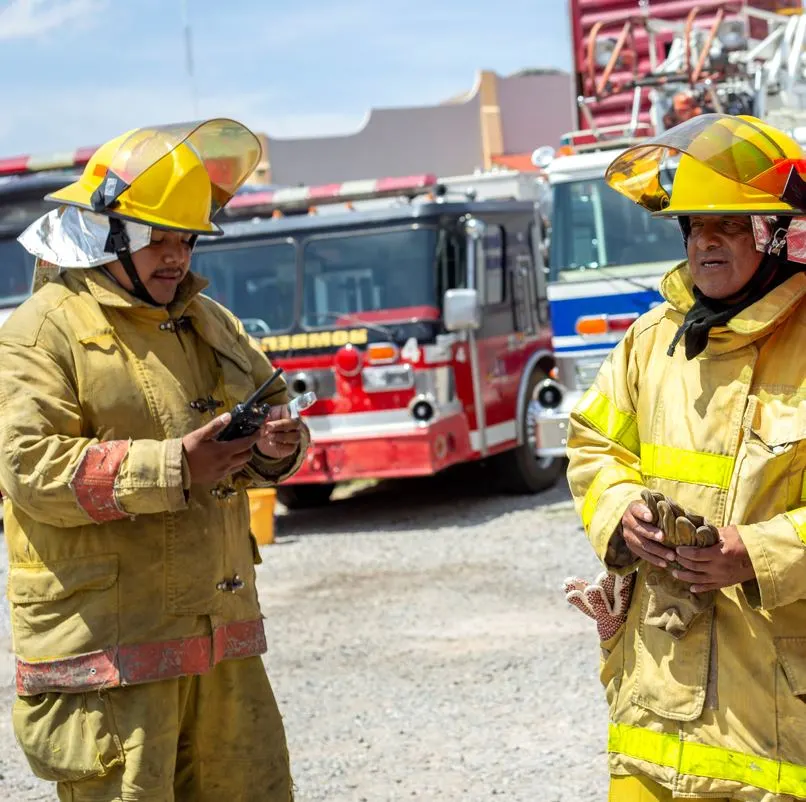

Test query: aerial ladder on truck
[574,0,806,141]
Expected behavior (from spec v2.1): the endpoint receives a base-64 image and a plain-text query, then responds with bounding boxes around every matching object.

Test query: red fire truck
[0,145,561,509]
[0,168,83,329]
[196,171,562,508]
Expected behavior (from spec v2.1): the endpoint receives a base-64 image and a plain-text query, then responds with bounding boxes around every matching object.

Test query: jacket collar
[60,268,251,369]
[69,268,210,318]
[660,262,806,355]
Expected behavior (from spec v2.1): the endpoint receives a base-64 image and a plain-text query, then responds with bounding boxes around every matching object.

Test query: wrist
[254,441,274,458]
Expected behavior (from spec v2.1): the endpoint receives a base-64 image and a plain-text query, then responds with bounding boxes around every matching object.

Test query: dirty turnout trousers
[12,656,293,802]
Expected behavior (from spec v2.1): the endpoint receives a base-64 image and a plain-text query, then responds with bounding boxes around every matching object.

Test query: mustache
[695,250,730,265]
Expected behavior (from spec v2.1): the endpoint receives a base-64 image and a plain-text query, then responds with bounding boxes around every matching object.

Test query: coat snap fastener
[216,574,245,593]
[190,397,224,414]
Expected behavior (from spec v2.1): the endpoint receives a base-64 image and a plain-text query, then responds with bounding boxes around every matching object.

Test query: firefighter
[564,114,806,801]
[0,120,309,801]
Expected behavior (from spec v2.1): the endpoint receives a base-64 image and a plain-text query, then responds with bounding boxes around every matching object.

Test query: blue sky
[0,0,572,156]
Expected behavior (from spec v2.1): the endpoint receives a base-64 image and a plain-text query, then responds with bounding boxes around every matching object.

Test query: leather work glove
[563,571,635,644]
[641,490,719,565]
[640,489,718,639]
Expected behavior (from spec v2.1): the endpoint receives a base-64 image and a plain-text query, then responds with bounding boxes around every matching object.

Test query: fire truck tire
[491,371,565,495]
[276,484,335,510]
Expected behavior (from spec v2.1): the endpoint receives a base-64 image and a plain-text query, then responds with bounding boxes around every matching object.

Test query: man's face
[108,229,192,305]
[686,215,764,299]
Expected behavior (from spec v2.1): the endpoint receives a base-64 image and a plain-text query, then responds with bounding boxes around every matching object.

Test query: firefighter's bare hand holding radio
[256,404,304,459]
[182,413,261,484]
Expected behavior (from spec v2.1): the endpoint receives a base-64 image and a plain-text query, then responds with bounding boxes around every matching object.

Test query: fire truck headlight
[290,371,317,395]
[535,379,563,410]
[410,396,435,423]
[361,365,414,393]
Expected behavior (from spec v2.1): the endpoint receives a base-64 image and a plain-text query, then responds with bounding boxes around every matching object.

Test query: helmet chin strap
[105,218,160,306]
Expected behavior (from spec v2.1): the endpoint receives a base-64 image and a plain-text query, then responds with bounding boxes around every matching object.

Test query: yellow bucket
[247,488,277,545]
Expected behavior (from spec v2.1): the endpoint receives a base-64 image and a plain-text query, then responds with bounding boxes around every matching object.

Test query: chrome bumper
[532,386,582,458]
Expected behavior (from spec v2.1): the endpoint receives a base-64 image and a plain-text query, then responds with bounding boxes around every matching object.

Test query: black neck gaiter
[667,251,802,359]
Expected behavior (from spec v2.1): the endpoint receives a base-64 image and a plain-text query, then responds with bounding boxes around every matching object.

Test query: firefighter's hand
[671,526,756,593]
[621,501,677,569]
[255,404,303,460]
[182,413,260,485]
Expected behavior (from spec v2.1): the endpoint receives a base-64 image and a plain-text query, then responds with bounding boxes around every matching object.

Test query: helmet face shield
[606,113,806,214]
[46,118,263,235]
[93,119,263,217]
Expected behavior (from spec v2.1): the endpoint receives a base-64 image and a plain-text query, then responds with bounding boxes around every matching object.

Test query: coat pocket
[775,636,806,764]
[632,576,714,722]
[747,397,806,453]
[644,568,714,639]
[741,397,806,516]
[8,554,119,660]
[12,690,124,782]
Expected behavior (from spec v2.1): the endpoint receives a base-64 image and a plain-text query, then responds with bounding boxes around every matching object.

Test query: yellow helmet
[605,113,806,216]
[657,153,797,216]
[46,119,262,235]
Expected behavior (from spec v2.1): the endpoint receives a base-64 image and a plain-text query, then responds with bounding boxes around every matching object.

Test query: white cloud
[0,0,104,40]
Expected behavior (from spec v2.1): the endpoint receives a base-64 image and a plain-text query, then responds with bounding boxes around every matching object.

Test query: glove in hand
[639,489,717,638]
[640,490,719,567]
[563,571,635,642]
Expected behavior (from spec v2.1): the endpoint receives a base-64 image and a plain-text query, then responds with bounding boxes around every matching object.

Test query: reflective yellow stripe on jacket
[576,388,640,456]
[578,389,736,491]
[786,507,806,546]
[609,723,806,798]
[640,444,734,490]
[582,464,643,531]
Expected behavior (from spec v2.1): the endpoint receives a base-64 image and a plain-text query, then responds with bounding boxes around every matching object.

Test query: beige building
[249,69,575,186]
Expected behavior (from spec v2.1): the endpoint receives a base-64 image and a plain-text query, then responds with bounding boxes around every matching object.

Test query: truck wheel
[491,371,565,494]
[276,484,335,510]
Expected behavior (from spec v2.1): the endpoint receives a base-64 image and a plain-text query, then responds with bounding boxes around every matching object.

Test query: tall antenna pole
[180,0,199,117]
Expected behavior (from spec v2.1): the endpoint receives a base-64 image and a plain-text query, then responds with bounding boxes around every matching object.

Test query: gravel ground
[0,470,609,801]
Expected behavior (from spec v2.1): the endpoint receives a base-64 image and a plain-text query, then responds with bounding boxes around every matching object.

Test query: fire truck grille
[286,369,336,400]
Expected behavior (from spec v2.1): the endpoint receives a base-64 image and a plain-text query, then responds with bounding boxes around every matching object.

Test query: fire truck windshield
[193,241,297,335]
[0,237,35,308]
[192,226,438,338]
[0,189,62,308]
[548,177,684,281]
[301,227,437,328]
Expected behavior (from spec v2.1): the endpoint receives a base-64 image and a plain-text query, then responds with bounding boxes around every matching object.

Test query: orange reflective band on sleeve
[640,443,734,490]
[15,619,267,695]
[576,387,640,456]
[609,723,806,797]
[69,441,130,522]
[582,464,644,531]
